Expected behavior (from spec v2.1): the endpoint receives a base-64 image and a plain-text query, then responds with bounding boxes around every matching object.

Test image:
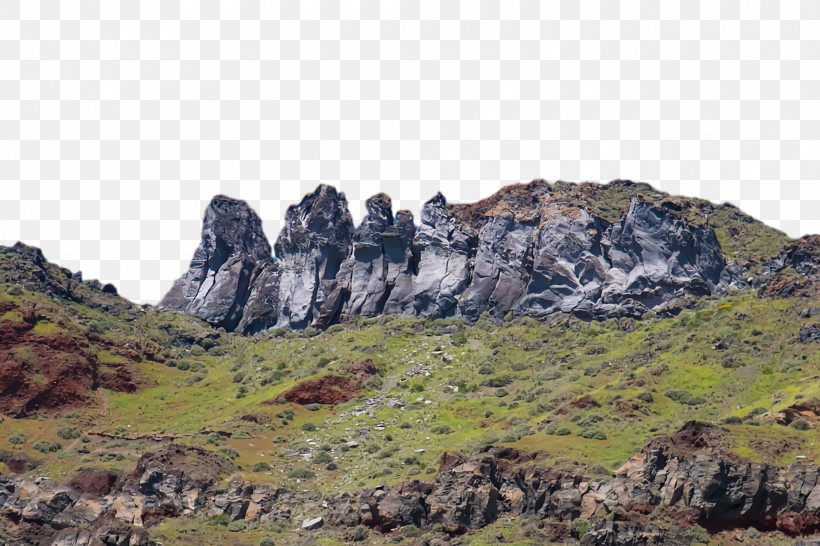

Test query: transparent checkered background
[0,1,818,304]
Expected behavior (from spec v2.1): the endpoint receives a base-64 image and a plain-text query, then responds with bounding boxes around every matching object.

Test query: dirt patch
[0,450,38,474]
[346,359,378,382]
[0,302,138,417]
[571,395,600,409]
[272,360,379,407]
[131,446,236,492]
[777,511,820,536]
[142,505,180,527]
[648,421,729,455]
[277,374,363,406]
[68,470,119,497]
[749,437,804,461]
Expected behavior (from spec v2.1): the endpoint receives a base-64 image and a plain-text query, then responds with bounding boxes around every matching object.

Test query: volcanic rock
[158,195,273,331]
[164,181,748,332]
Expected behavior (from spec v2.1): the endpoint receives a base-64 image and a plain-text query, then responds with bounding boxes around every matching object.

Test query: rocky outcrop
[273,185,355,329]
[754,235,820,298]
[162,181,775,332]
[7,424,820,544]
[158,195,274,332]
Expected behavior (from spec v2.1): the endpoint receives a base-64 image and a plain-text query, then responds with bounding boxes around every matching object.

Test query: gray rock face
[159,195,273,331]
[273,185,354,329]
[163,181,740,332]
[316,194,418,326]
[400,193,478,318]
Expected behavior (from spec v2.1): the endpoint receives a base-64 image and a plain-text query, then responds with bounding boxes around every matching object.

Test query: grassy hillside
[1,272,818,543]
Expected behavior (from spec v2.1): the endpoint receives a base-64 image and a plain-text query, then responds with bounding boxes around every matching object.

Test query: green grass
[0,262,816,499]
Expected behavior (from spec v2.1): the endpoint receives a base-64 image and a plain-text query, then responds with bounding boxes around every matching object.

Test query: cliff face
[161,181,757,333]
[6,423,820,545]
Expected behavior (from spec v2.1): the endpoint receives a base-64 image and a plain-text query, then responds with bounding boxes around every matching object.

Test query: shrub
[259,537,276,546]
[495,388,509,398]
[403,524,420,538]
[570,518,589,538]
[232,372,245,383]
[790,419,811,431]
[253,462,272,472]
[637,391,654,403]
[184,374,205,386]
[691,524,709,544]
[304,403,321,412]
[484,374,514,388]
[57,427,80,440]
[364,375,382,390]
[219,446,239,459]
[722,416,742,425]
[478,364,494,375]
[6,284,23,296]
[230,431,251,439]
[206,432,221,445]
[579,427,607,440]
[314,450,332,464]
[556,427,572,436]
[288,468,315,480]
[227,520,247,532]
[301,423,317,431]
[665,390,706,406]
[33,440,61,453]
[589,464,609,475]
[430,424,452,435]
[9,431,27,444]
[176,360,191,371]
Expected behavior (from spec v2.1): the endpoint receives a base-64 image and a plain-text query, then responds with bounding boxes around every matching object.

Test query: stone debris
[302,516,324,530]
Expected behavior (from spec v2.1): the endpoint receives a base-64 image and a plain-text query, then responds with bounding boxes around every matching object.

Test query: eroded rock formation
[5,423,820,544]
[162,181,746,332]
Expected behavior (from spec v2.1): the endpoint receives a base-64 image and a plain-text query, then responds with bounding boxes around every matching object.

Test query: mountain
[161,180,788,334]
[1,180,819,545]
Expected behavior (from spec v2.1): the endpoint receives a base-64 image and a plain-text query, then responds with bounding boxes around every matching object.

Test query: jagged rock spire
[162,181,745,332]
[159,195,272,331]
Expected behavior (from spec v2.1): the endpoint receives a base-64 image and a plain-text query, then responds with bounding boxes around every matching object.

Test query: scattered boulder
[302,516,324,530]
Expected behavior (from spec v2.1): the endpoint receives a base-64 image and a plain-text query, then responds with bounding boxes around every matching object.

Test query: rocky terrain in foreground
[1,180,818,545]
[4,421,820,545]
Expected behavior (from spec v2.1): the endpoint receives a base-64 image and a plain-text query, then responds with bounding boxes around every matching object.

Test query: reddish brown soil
[0,301,138,417]
[777,511,820,535]
[68,470,119,497]
[273,360,379,407]
[279,374,363,406]
[570,395,600,409]
[346,359,378,381]
[0,450,38,473]
[648,421,729,455]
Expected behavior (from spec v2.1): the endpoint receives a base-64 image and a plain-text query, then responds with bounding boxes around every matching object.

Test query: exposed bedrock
[8,424,820,544]
[162,181,745,332]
